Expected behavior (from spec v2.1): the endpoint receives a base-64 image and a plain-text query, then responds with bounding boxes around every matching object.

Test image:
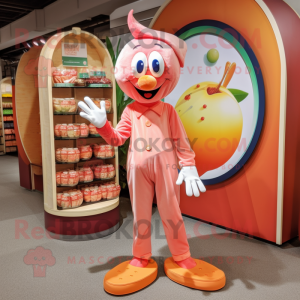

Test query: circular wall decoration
[165,20,265,185]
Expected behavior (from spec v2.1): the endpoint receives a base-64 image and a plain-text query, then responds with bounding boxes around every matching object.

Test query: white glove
[78,97,107,128]
[176,166,206,197]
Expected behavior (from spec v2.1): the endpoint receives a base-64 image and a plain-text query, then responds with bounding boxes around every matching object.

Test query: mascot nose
[137,75,157,90]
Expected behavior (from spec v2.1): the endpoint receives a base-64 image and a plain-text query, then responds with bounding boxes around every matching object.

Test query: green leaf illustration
[228,88,249,103]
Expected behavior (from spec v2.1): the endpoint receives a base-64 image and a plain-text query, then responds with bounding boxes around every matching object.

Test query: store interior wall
[107,0,166,53]
[284,0,300,16]
[0,0,136,51]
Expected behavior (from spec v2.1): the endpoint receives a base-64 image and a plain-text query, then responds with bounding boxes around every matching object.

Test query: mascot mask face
[115,10,187,104]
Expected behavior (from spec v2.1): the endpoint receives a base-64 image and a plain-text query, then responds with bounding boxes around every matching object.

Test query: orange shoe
[164,257,225,291]
[104,259,158,295]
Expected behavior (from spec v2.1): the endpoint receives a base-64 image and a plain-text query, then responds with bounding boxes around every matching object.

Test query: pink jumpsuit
[97,100,195,261]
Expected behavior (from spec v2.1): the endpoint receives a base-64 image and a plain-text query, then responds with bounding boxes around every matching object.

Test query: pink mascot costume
[79,10,225,295]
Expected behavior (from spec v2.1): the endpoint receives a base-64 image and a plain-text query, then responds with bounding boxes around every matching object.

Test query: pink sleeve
[96,106,132,146]
[167,104,195,167]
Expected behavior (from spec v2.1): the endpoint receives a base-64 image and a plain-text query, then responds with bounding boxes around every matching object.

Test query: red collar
[132,101,164,119]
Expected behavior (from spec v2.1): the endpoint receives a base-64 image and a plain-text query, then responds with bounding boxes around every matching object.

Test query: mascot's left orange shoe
[164,257,226,291]
[104,259,158,295]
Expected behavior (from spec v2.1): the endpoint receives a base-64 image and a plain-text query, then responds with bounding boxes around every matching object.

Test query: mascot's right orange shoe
[104,259,158,295]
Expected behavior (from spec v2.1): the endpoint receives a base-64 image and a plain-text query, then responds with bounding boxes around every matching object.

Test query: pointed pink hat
[128,10,187,67]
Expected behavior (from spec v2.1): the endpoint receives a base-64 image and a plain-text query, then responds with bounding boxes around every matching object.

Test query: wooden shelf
[39,28,119,218]
[57,176,116,187]
[54,135,101,140]
[0,77,13,155]
[54,112,113,116]
[45,197,119,217]
[56,156,115,164]
[53,85,112,88]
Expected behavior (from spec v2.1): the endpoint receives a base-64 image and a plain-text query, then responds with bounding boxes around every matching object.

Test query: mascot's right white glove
[176,166,206,197]
[78,96,107,128]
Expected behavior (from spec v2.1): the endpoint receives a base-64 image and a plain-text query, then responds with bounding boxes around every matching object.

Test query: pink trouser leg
[154,161,191,262]
[128,166,154,260]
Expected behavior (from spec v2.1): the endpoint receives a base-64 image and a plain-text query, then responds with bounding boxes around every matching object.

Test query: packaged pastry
[55,148,62,162]
[68,98,77,113]
[68,170,79,185]
[53,98,61,113]
[67,124,74,138]
[97,72,111,84]
[57,193,63,207]
[100,165,108,179]
[101,185,107,199]
[61,171,69,186]
[83,167,94,182]
[53,68,77,84]
[92,98,100,108]
[93,144,100,158]
[107,185,114,199]
[107,165,115,178]
[77,190,83,204]
[56,172,62,185]
[60,69,71,82]
[74,124,80,138]
[60,189,83,209]
[94,144,106,158]
[67,148,76,162]
[112,185,118,198]
[61,148,68,162]
[105,145,114,157]
[94,98,111,113]
[74,148,80,162]
[53,97,77,114]
[78,168,85,182]
[74,79,85,87]
[61,99,71,113]
[94,165,101,179]
[54,124,61,137]
[79,145,92,160]
[61,193,70,208]
[83,188,91,202]
[60,124,68,138]
[105,99,112,113]
[96,186,102,201]
[80,123,89,137]
[68,191,78,208]
[52,68,62,83]
[89,123,98,135]
[90,187,98,202]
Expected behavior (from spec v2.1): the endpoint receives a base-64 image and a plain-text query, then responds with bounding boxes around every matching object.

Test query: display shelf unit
[14,46,43,191]
[38,28,119,234]
[0,77,14,155]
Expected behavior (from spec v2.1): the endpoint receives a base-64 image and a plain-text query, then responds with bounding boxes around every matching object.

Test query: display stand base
[44,206,120,240]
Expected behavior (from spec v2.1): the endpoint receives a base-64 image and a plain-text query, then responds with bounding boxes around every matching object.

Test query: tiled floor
[1,155,300,300]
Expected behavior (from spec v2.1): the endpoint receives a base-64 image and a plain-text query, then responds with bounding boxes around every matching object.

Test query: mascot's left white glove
[176,166,206,197]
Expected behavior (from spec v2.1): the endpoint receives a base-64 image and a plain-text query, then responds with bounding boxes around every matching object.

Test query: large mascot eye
[131,52,147,78]
[149,51,165,77]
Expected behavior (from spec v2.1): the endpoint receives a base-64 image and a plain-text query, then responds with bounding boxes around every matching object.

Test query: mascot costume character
[79,10,226,295]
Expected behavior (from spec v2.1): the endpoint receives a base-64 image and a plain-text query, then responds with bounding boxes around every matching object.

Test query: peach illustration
[24,246,56,277]
[175,62,246,177]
